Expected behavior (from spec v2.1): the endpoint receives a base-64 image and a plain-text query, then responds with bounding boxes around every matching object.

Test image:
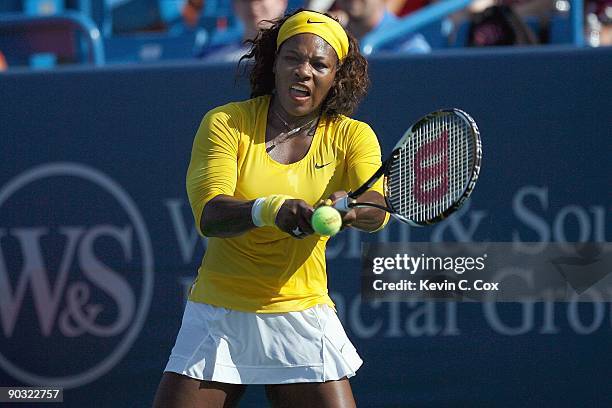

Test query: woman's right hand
[275,199,315,239]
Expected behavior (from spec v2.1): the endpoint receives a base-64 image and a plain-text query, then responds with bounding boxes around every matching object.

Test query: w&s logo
[0,163,154,388]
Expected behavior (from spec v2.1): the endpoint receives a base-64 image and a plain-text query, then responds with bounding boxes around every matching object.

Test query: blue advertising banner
[0,47,611,407]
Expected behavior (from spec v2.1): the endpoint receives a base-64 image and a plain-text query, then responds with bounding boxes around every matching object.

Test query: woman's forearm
[200,195,256,237]
[201,191,387,237]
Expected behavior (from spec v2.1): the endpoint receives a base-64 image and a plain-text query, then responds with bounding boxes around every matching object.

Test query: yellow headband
[276,10,349,61]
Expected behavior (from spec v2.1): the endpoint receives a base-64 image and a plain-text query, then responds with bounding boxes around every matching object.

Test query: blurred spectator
[335,0,432,53]
[182,0,204,28]
[468,4,538,45]
[198,0,288,62]
[0,51,7,71]
[448,0,552,45]
[586,0,612,46]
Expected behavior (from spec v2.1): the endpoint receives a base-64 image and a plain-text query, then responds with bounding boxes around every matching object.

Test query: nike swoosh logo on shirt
[307,19,325,24]
[315,162,333,169]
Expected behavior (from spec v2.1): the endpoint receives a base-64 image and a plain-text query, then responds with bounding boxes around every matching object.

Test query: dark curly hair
[239,9,369,118]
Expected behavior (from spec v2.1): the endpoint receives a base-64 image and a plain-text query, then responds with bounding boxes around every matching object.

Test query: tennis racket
[334,108,482,226]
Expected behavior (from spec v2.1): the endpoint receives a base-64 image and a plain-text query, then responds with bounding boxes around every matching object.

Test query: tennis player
[153,9,389,407]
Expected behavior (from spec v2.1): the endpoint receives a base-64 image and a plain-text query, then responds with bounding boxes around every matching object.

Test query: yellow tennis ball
[312,206,342,236]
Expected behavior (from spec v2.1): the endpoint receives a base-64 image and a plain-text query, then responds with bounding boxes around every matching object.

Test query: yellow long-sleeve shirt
[186,95,388,312]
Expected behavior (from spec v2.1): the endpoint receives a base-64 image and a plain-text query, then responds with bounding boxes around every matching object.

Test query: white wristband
[251,197,266,227]
[333,195,352,213]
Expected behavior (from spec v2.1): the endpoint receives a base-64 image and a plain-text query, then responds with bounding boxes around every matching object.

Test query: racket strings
[387,113,475,223]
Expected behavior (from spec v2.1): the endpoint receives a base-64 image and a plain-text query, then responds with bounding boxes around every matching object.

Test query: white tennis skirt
[164,301,363,384]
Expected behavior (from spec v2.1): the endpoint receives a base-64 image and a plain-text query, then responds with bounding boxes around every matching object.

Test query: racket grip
[333,196,352,213]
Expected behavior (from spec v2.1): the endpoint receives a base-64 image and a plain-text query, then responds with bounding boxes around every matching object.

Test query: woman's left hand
[276,199,316,239]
